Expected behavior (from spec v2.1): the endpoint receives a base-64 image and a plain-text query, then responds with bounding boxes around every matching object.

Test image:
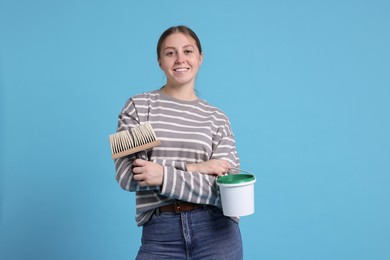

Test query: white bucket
[217,174,256,217]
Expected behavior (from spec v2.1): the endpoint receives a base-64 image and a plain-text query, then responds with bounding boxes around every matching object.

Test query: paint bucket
[217,174,256,217]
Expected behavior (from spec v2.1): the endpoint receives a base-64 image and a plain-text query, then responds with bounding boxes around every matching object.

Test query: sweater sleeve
[114,98,161,192]
[159,124,240,207]
[114,98,189,192]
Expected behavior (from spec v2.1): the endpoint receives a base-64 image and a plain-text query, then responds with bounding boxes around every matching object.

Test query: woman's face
[159,32,203,88]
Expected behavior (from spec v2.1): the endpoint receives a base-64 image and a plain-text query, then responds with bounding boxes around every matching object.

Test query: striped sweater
[114,89,240,226]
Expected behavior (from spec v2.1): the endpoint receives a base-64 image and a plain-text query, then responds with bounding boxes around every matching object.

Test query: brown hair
[157,25,202,61]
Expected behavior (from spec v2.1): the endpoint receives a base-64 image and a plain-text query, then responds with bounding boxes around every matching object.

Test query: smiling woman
[113,25,243,259]
[158,27,203,101]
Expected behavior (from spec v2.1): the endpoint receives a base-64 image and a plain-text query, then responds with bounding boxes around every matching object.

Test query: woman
[114,25,243,259]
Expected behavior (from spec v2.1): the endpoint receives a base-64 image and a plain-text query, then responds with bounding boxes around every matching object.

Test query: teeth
[174,68,189,72]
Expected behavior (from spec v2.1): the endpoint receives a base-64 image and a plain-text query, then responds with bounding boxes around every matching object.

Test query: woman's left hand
[132,159,164,186]
[187,159,231,176]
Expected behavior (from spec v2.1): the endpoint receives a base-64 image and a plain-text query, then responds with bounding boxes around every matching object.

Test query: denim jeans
[136,206,243,260]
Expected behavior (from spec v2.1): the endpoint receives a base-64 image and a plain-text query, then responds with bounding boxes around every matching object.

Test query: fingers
[132,160,164,186]
[212,160,231,176]
[193,159,231,176]
[133,172,143,181]
[132,166,143,174]
[133,159,147,167]
[218,160,231,173]
[133,174,150,186]
[132,159,146,175]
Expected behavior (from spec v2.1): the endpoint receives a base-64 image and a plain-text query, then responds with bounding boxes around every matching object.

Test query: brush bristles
[109,122,161,159]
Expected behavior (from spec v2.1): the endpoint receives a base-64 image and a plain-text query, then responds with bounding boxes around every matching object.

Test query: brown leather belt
[159,201,203,213]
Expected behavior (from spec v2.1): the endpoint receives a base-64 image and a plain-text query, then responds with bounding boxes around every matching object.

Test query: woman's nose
[175,53,185,64]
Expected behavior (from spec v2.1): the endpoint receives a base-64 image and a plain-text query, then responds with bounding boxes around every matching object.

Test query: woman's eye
[166,51,175,56]
[184,50,193,54]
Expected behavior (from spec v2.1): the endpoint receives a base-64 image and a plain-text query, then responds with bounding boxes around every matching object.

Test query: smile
[173,68,190,72]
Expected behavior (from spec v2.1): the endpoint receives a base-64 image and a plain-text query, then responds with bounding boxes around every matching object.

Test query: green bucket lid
[217,174,255,184]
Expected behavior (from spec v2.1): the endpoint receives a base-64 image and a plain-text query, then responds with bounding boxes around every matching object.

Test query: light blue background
[1,0,389,259]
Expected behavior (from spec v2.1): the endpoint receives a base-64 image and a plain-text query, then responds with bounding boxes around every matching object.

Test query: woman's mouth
[173,67,190,72]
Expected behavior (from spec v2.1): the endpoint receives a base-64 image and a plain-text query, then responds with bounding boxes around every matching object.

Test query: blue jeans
[136,206,243,260]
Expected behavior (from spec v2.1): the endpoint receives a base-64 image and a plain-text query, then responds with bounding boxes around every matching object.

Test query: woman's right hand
[187,159,231,176]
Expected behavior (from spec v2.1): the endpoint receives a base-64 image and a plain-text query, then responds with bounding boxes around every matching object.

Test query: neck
[162,83,197,101]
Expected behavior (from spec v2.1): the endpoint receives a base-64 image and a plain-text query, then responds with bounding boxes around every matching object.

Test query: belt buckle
[174,202,182,213]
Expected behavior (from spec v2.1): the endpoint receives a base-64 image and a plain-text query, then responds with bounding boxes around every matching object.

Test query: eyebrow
[163,44,194,51]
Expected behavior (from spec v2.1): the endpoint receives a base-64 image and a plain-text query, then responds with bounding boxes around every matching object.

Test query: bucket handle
[228,167,254,175]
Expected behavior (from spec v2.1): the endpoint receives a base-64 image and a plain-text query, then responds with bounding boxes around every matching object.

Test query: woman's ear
[199,53,204,66]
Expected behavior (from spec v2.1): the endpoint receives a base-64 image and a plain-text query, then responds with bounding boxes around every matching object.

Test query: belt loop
[155,207,160,216]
